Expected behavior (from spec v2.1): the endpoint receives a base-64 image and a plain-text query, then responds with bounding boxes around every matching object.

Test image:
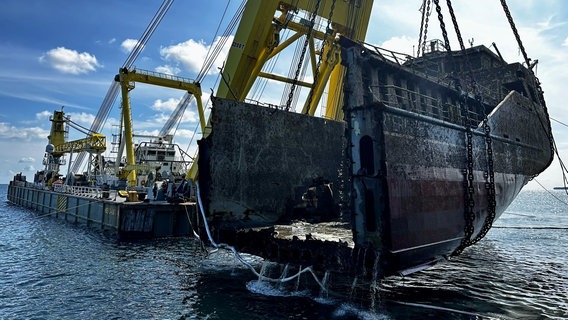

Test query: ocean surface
[1,184,567,320]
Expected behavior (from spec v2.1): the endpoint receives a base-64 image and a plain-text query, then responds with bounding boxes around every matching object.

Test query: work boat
[197,1,554,277]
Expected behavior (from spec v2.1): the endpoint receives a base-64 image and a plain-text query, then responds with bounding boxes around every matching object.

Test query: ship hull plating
[342,41,553,275]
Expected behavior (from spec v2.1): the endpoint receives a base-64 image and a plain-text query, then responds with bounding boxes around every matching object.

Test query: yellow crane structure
[216,0,373,119]
[45,108,107,185]
[113,0,373,185]
[184,0,373,182]
[115,67,206,187]
[52,134,106,155]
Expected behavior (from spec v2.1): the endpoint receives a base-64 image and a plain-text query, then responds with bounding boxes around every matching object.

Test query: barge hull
[7,180,196,239]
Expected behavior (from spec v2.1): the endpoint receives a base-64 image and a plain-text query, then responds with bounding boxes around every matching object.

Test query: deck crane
[115,67,206,187]
[43,108,106,186]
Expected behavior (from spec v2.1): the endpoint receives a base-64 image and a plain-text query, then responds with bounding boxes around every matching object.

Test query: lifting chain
[304,0,336,115]
[445,0,465,51]
[501,0,555,156]
[452,89,476,256]
[469,114,497,245]
[285,0,322,111]
[432,0,451,51]
[416,0,431,57]
[500,0,530,68]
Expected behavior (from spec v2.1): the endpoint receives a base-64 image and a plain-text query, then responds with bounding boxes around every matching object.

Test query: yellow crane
[115,67,206,187]
[44,108,107,185]
[113,1,373,185]
[216,0,373,119]
[184,0,373,182]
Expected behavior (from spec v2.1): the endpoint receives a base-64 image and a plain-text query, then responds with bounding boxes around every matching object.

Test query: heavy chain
[452,91,475,256]
[416,0,431,57]
[501,0,555,156]
[433,0,451,51]
[423,0,431,55]
[469,115,496,245]
[285,0,322,111]
[304,0,336,114]
[445,0,465,51]
[500,0,530,67]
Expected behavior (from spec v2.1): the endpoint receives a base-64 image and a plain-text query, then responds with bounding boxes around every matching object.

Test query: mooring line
[493,226,568,230]
[534,178,568,206]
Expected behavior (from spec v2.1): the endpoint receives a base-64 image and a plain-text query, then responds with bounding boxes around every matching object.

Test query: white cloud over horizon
[0,122,48,141]
[159,36,233,75]
[39,47,101,74]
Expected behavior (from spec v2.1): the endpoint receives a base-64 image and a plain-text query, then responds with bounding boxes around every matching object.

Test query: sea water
[0,184,567,319]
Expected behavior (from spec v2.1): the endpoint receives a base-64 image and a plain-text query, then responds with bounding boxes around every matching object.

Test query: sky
[0,0,567,190]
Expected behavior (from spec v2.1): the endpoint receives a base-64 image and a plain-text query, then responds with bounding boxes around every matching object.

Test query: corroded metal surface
[199,98,345,226]
[341,40,553,275]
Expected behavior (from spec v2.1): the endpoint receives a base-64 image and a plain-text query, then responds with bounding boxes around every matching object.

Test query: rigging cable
[194,181,329,291]
[71,0,174,174]
[180,0,246,154]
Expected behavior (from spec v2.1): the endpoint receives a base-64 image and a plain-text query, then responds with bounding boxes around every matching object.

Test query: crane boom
[53,134,106,154]
[216,0,373,119]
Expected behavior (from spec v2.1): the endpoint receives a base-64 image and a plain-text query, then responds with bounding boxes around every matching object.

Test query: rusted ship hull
[348,103,547,275]
[342,40,553,275]
[198,40,553,277]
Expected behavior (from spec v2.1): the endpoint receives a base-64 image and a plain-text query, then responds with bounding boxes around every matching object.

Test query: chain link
[304,0,336,114]
[452,90,476,256]
[433,0,451,51]
[500,0,555,156]
[285,0,322,111]
[445,0,465,51]
[421,0,431,55]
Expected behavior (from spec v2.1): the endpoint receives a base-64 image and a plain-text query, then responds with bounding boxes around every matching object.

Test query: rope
[194,181,329,290]
[533,178,568,206]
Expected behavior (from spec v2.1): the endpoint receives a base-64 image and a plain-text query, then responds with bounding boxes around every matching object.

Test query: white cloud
[67,112,96,125]
[159,35,233,75]
[35,110,52,120]
[121,38,142,53]
[380,35,416,56]
[563,37,568,47]
[151,97,180,112]
[18,157,35,163]
[155,65,181,75]
[109,38,116,44]
[39,47,101,74]
[0,122,48,141]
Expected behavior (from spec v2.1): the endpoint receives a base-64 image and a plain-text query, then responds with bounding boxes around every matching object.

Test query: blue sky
[1,0,567,189]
